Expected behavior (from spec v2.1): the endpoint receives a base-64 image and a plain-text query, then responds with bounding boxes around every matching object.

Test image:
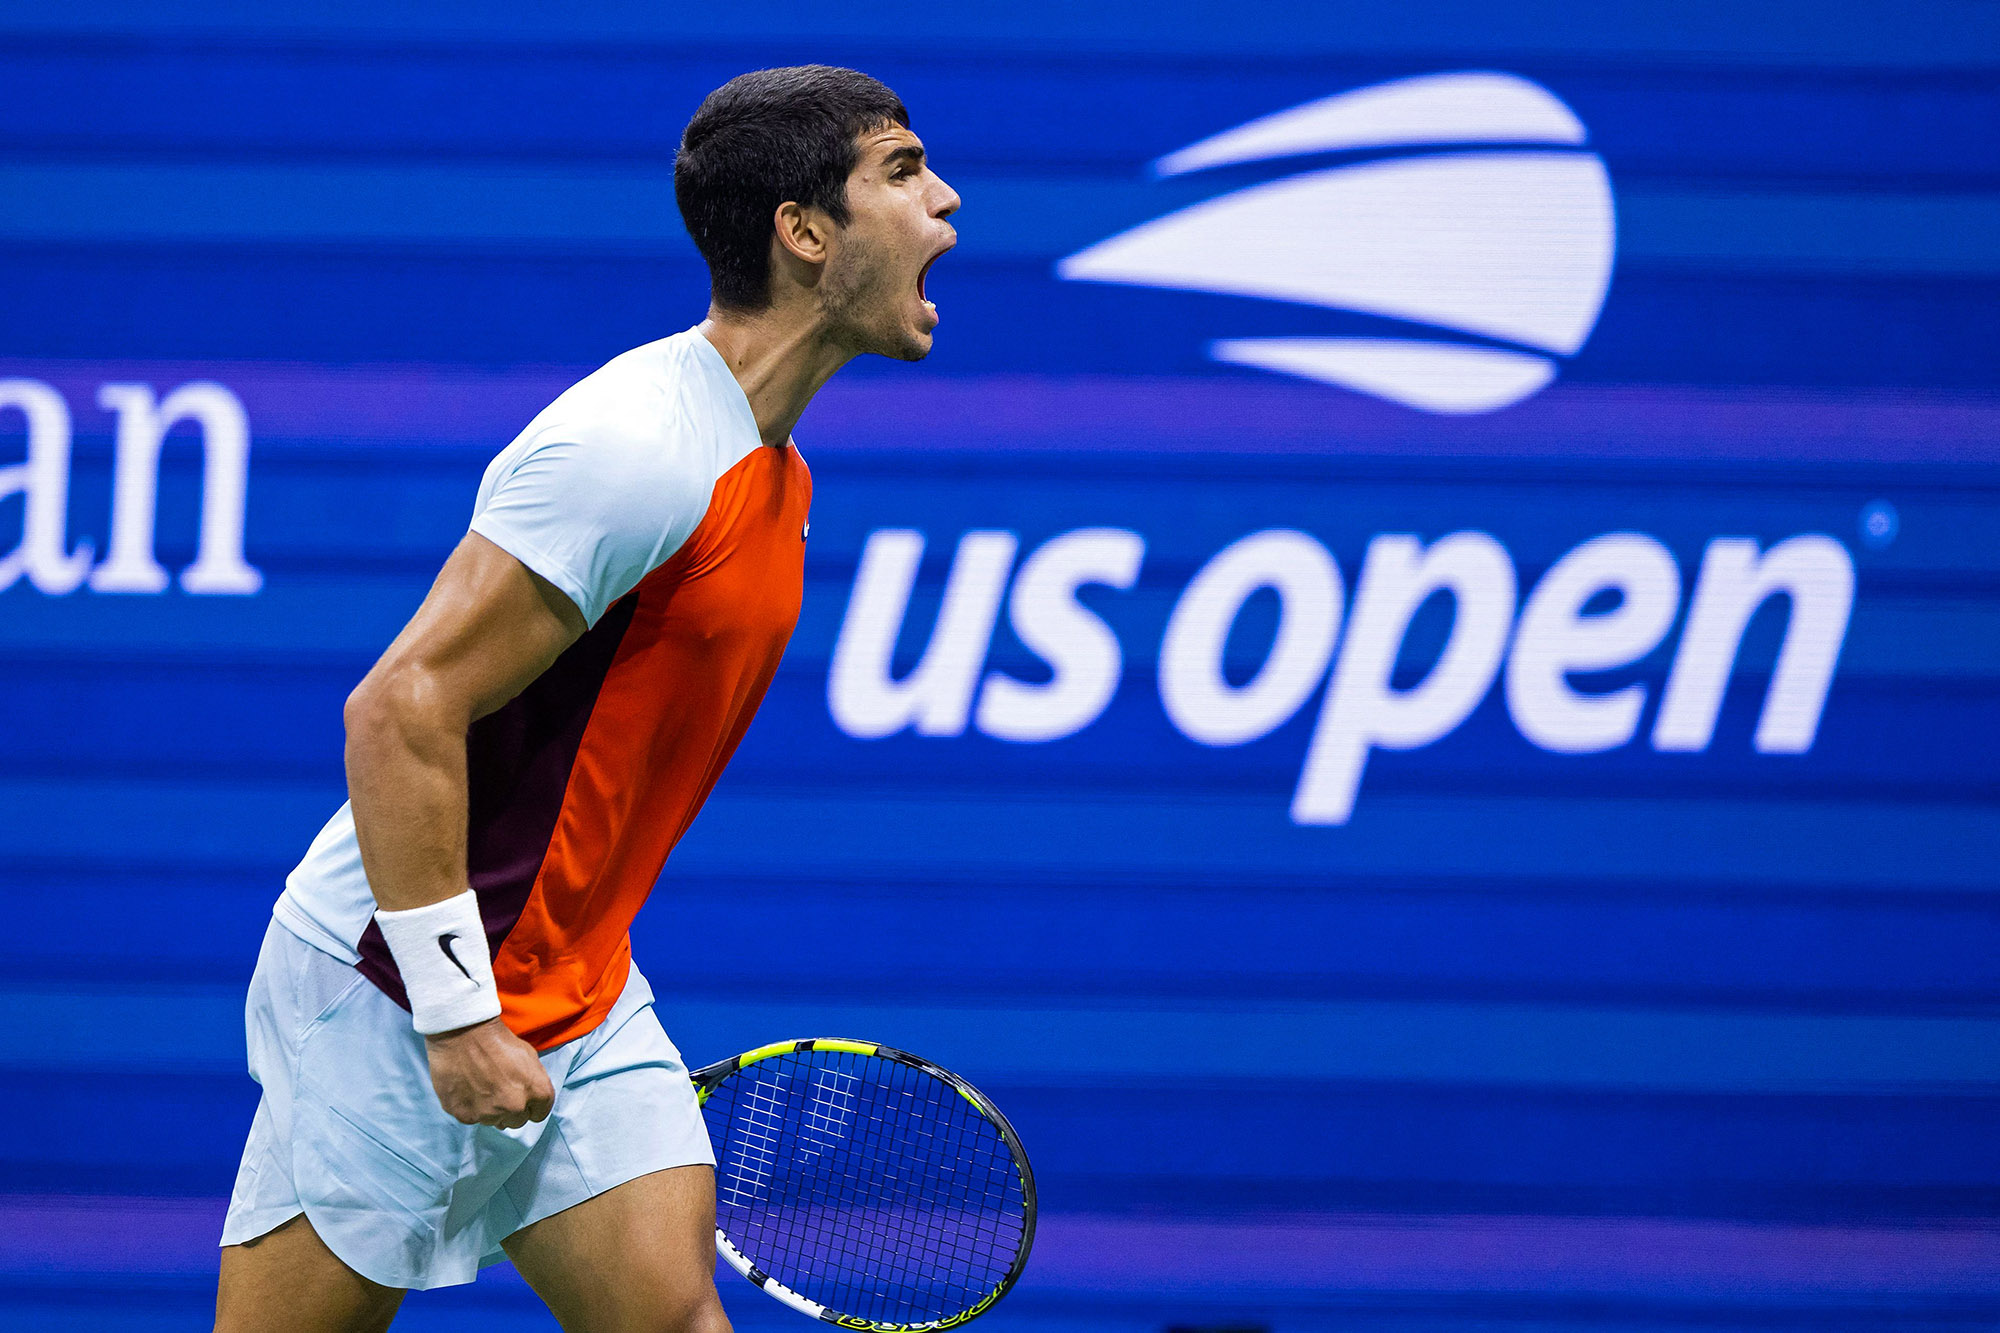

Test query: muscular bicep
[364,531,587,724]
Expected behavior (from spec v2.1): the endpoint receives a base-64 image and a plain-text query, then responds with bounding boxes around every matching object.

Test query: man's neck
[697,305,855,447]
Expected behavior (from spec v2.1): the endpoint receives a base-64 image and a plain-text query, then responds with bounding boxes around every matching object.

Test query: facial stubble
[818,228,930,362]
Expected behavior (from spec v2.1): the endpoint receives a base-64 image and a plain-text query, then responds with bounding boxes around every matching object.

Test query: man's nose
[934,177,961,219]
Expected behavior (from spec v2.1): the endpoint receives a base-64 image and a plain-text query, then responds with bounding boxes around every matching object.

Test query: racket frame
[691,1037,1037,1331]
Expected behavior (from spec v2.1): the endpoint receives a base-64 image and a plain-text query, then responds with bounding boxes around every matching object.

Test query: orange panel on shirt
[489,443,810,1049]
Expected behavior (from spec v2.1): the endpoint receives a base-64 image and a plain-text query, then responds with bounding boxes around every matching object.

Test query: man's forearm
[343,666,541,1096]
[343,668,473,914]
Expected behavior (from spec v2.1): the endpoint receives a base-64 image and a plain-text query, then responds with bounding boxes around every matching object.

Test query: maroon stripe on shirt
[356,591,641,1012]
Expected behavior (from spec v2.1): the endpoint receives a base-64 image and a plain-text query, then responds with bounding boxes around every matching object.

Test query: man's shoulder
[533,334,686,434]
[475,335,751,543]
[524,330,743,457]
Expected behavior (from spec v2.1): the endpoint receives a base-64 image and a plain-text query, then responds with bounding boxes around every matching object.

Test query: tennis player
[214,66,958,1332]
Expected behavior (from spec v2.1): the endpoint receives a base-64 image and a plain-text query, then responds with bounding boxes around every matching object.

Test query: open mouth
[917,243,951,311]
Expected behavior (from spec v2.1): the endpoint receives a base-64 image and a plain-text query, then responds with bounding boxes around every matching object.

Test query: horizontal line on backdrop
[1020,1211,2000,1299]
[7,979,2000,1093]
[13,548,1994,594]
[672,789,2000,893]
[13,145,2000,198]
[0,0,1995,70]
[1,1194,1996,1297]
[11,768,2000,872]
[22,552,1983,608]
[0,579,1995,680]
[1,778,1995,892]
[7,752,1992,804]
[6,362,2000,467]
[0,161,692,253]
[1,162,1995,277]
[10,950,2000,1021]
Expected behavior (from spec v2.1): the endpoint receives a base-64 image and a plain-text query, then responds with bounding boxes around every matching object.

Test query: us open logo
[1058,72,1616,414]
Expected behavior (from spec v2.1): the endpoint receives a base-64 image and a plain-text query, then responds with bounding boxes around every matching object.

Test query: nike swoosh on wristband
[437,931,474,982]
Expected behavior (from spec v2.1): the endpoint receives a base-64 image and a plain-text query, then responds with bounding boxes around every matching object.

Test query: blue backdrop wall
[2,4,1997,1330]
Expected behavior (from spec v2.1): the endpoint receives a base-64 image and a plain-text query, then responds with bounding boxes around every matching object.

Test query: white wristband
[373,890,503,1035]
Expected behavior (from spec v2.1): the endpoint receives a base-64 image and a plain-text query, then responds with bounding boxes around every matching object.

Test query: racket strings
[732,1061,1016,1318]
[707,1050,1028,1324]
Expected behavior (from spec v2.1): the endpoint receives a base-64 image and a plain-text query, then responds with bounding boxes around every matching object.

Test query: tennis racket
[691,1038,1036,1331]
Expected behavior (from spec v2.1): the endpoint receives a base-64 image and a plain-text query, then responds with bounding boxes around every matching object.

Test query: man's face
[817,126,960,361]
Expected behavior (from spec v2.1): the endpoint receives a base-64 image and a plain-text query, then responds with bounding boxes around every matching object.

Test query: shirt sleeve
[468,427,708,627]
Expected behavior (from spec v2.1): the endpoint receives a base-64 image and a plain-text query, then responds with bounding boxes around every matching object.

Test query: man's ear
[772,200,830,267]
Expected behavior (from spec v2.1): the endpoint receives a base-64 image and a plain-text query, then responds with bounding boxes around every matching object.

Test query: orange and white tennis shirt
[276,328,811,1050]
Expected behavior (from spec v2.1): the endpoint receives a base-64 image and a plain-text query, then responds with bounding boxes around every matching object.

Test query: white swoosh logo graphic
[1153,70,1588,176]
[1058,73,1618,415]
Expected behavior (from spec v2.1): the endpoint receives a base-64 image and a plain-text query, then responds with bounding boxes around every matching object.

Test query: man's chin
[874,328,934,362]
[835,308,934,362]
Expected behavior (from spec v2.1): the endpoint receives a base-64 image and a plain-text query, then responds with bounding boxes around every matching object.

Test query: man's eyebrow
[881,144,926,169]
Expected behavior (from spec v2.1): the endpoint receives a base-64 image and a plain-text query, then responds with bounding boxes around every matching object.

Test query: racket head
[693,1038,1036,1331]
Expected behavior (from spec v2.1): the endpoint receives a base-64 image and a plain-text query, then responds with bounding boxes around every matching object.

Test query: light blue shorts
[220,919,715,1289]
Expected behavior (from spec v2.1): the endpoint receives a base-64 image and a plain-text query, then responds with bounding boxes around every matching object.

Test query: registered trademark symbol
[1860,500,1899,549]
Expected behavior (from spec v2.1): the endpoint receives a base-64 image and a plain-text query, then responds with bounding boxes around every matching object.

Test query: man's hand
[424,1016,555,1128]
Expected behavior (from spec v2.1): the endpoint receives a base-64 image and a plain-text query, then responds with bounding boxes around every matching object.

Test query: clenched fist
[424,1016,555,1128]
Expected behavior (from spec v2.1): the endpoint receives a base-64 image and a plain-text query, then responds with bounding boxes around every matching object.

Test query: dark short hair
[675,66,910,311]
